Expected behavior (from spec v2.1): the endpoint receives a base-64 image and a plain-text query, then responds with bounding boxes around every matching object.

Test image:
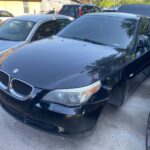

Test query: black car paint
[0,13,150,135]
[1,36,120,89]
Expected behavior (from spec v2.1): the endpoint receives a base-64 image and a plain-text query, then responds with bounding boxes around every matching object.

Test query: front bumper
[0,89,107,136]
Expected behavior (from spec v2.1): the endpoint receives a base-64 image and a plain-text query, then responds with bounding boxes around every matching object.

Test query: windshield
[0,19,36,41]
[58,15,137,49]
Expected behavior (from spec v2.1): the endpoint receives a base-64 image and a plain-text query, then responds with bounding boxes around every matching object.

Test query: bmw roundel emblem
[13,68,19,74]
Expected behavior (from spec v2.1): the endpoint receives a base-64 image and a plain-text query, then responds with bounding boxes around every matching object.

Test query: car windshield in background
[58,15,137,49]
[118,5,150,17]
[0,19,35,41]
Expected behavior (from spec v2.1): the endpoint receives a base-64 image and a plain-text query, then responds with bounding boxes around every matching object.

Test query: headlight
[42,81,101,106]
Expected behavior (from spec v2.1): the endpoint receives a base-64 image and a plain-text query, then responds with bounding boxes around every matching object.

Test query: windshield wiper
[59,35,107,46]
[70,37,107,46]
[82,38,107,46]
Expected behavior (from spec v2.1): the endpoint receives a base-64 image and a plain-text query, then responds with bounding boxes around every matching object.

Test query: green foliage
[93,0,150,8]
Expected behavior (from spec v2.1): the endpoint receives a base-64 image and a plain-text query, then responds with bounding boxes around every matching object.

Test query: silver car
[0,14,73,53]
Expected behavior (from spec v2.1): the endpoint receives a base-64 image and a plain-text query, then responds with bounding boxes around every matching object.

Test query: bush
[93,0,150,8]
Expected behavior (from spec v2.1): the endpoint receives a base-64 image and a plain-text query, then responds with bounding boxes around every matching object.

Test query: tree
[93,0,150,7]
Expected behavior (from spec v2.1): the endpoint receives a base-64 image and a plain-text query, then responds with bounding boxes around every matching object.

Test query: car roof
[86,12,141,19]
[12,14,73,22]
[118,4,150,17]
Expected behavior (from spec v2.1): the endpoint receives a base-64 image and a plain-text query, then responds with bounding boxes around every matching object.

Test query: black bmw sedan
[0,13,150,136]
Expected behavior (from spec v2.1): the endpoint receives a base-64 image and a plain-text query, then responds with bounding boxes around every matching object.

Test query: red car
[59,4,101,18]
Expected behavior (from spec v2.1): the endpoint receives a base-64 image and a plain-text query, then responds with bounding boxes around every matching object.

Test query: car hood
[1,36,120,90]
[0,40,24,51]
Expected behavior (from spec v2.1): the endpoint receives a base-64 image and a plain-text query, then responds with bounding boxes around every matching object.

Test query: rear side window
[60,5,78,17]
[0,11,13,17]
[61,6,75,13]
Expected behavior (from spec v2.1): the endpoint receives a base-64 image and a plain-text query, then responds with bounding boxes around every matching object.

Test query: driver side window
[138,18,150,53]
[139,18,150,36]
[32,21,57,41]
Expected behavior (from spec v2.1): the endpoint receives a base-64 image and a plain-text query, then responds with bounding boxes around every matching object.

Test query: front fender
[46,71,100,90]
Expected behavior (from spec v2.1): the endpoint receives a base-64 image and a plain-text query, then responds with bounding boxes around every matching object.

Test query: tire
[108,80,127,106]
[146,113,150,150]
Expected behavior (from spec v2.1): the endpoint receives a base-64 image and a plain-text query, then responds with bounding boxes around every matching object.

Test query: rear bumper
[0,89,107,136]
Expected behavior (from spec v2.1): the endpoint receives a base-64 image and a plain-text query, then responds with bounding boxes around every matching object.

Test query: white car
[0,14,73,53]
[0,10,13,24]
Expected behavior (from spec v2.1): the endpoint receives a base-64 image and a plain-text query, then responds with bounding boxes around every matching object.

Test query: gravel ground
[0,77,150,150]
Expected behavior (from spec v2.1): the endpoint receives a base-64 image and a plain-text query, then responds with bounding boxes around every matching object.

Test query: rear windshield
[60,5,78,15]
[118,5,150,17]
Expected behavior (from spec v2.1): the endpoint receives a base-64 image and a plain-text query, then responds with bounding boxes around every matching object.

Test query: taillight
[79,7,82,16]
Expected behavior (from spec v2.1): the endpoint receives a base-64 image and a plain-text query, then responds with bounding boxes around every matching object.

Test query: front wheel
[108,80,127,106]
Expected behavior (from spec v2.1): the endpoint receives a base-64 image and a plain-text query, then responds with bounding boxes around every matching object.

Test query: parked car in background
[46,10,55,14]
[59,4,101,18]
[0,13,150,135]
[0,14,73,54]
[0,10,13,24]
[118,4,150,17]
[102,6,119,12]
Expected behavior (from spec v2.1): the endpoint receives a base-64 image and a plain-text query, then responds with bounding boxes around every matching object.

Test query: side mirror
[137,35,149,48]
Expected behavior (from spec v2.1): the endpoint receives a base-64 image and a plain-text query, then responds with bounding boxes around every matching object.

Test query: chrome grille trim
[0,70,35,100]
[0,70,10,90]
[10,78,34,100]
